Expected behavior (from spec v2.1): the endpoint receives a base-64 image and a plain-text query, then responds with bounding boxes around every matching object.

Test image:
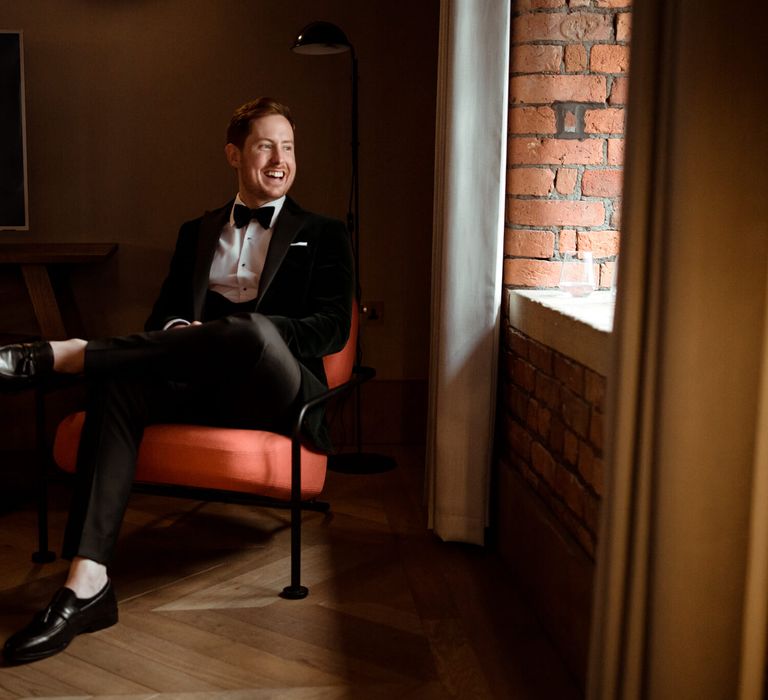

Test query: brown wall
[1,1,438,384]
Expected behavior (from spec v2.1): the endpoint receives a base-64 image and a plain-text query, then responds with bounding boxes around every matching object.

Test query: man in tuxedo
[0,97,354,664]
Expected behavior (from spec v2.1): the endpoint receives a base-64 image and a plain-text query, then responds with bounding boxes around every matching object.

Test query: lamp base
[327,452,396,474]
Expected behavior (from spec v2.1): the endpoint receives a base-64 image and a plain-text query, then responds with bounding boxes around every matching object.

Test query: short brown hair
[226,97,295,149]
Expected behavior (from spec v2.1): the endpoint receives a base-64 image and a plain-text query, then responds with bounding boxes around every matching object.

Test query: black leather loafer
[2,581,118,664]
[0,341,54,388]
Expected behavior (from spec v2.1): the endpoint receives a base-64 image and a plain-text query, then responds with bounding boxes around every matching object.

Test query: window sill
[506,289,615,376]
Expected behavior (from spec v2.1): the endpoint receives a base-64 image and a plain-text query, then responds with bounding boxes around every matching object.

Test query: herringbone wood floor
[0,447,581,699]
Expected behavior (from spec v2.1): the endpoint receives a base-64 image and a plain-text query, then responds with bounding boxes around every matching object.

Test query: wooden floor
[0,446,581,699]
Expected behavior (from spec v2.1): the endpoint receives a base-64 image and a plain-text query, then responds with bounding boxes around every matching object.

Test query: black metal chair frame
[28,365,375,599]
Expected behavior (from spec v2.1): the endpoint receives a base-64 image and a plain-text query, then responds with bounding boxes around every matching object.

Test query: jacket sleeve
[144,220,199,332]
[265,219,355,360]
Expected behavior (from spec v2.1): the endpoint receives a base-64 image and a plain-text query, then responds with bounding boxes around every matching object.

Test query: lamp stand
[291,21,395,474]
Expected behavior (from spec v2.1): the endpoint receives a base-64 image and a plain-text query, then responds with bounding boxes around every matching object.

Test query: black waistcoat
[202,289,258,321]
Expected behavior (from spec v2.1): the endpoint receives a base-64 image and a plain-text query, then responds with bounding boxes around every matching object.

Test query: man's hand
[168,321,202,330]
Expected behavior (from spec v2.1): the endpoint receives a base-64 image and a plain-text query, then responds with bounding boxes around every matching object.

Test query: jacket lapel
[192,202,231,319]
[256,196,305,307]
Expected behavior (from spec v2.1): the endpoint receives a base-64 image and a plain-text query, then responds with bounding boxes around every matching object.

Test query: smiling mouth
[265,170,285,180]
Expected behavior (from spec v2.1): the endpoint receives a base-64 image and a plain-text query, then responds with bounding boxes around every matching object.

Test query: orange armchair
[48,306,364,599]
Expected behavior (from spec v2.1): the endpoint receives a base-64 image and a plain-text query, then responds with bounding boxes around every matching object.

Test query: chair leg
[280,435,308,599]
[32,387,56,564]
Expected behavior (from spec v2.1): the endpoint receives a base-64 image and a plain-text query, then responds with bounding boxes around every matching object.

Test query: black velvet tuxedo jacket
[145,196,355,451]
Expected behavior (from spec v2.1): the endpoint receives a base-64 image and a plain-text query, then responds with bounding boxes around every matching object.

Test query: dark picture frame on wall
[0,31,29,231]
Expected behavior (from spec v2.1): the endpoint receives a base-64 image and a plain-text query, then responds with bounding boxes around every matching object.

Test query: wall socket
[361,300,384,322]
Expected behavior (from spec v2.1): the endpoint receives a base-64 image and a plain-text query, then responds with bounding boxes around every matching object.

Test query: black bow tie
[233,204,274,230]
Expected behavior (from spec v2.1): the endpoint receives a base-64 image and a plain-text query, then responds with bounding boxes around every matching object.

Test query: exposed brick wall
[500,323,605,557]
[504,0,631,289]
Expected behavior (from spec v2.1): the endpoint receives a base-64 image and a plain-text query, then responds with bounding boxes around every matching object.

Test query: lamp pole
[292,22,395,473]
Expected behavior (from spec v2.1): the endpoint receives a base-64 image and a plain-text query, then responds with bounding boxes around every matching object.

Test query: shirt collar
[230,195,286,229]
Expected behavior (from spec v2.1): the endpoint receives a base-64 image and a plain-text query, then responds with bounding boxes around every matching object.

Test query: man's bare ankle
[65,557,108,599]
[50,339,87,374]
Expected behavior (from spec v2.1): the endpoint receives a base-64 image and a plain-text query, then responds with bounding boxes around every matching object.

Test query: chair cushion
[53,412,328,501]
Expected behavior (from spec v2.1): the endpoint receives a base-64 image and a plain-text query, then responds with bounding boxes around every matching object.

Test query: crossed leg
[3,314,302,663]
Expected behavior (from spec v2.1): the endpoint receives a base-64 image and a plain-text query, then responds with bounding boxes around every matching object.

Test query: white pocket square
[290,241,308,247]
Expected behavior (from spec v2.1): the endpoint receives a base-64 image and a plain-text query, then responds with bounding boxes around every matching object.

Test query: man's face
[226,114,296,207]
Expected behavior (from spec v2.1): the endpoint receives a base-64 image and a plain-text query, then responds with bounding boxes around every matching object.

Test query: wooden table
[0,243,117,339]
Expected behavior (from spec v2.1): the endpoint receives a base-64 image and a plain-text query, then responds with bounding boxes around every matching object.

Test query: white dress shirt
[208,194,285,303]
[162,195,285,329]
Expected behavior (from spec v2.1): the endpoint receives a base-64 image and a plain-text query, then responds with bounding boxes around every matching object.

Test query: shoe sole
[2,611,118,665]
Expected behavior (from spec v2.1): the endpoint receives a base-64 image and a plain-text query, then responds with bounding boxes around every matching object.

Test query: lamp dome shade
[292,21,351,55]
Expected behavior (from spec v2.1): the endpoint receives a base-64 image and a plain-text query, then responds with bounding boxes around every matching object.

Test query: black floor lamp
[292,21,395,474]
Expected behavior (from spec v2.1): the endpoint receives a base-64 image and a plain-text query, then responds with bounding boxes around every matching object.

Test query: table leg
[20,263,67,340]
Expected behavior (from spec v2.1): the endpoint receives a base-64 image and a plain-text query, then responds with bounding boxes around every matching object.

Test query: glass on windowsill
[559,250,596,298]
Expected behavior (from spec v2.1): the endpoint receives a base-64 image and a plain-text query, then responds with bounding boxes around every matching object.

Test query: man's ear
[224,143,240,168]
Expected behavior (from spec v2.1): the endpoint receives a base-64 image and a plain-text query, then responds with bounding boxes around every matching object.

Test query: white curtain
[426,0,510,544]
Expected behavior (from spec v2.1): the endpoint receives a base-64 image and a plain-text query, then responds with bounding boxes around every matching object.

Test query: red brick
[512,45,563,74]
[509,199,605,227]
[509,137,604,165]
[611,199,622,227]
[564,430,579,466]
[585,370,607,411]
[531,442,557,485]
[509,106,557,135]
[529,341,553,374]
[505,229,555,258]
[564,44,587,72]
[589,410,604,451]
[584,108,625,134]
[608,76,629,104]
[506,384,529,421]
[526,398,540,431]
[568,0,591,6]
[553,354,585,394]
[517,0,565,6]
[503,259,562,287]
[508,417,532,460]
[578,441,595,484]
[607,138,625,165]
[577,230,620,257]
[507,328,530,359]
[561,386,590,436]
[550,416,566,455]
[616,12,632,42]
[514,357,537,392]
[582,169,623,197]
[591,45,630,73]
[535,373,560,410]
[599,260,618,289]
[554,468,586,518]
[506,167,555,196]
[596,0,631,7]
[584,493,600,535]
[559,229,577,252]
[513,12,613,43]
[517,0,566,8]
[555,168,578,195]
[592,456,605,496]
[537,405,552,439]
[510,75,606,104]
[575,525,596,558]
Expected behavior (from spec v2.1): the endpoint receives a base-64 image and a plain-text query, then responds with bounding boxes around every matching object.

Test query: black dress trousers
[61,301,302,564]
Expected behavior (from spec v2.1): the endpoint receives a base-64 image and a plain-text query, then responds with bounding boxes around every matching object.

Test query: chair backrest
[322,299,358,388]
